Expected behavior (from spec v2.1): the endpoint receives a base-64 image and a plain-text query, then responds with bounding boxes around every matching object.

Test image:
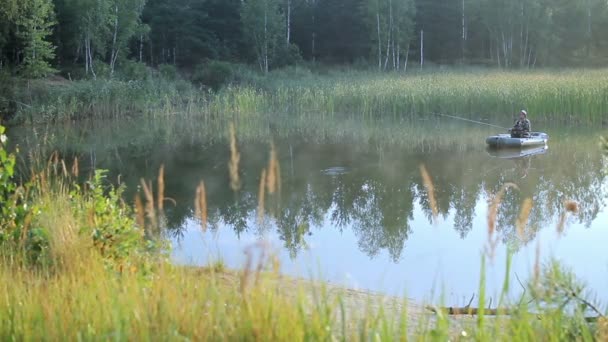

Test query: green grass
[218,68,608,124]
[7,67,608,124]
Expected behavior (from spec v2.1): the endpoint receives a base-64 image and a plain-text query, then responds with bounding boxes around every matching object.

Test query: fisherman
[509,110,531,138]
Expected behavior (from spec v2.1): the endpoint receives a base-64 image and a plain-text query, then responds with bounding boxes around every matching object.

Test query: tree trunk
[404,44,409,73]
[461,0,466,62]
[264,2,269,73]
[85,35,96,79]
[110,5,119,75]
[84,38,89,75]
[286,0,291,44]
[311,1,316,63]
[420,30,424,69]
[377,12,381,70]
[139,34,143,62]
[383,0,393,70]
[587,4,592,58]
[396,42,400,71]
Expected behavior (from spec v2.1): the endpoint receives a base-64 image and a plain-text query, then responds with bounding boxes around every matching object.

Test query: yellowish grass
[419,164,438,222]
[135,194,145,228]
[157,164,165,211]
[516,198,533,241]
[557,200,580,235]
[266,142,279,194]
[228,122,241,192]
[487,183,518,258]
[71,156,79,177]
[140,179,156,229]
[194,180,208,232]
[258,168,267,225]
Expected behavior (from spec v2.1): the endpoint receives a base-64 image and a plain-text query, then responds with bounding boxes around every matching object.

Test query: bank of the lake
[5,68,608,125]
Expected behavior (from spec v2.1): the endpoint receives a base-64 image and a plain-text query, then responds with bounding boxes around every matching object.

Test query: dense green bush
[0,70,16,121]
[192,60,235,91]
[119,60,151,81]
[0,125,43,262]
[72,170,150,268]
[158,64,179,80]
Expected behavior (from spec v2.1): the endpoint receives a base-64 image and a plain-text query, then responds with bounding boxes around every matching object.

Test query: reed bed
[210,68,608,124]
[10,68,608,124]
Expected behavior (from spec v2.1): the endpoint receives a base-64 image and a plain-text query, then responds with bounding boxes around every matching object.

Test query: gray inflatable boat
[486,145,548,159]
[486,132,548,148]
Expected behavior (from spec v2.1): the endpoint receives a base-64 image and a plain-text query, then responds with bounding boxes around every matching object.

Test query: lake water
[10,115,608,305]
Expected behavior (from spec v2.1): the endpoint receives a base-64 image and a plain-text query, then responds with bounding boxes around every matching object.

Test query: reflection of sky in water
[10,117,608,305]
[173,193,608,305]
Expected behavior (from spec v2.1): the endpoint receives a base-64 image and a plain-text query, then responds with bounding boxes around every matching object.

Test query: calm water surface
[10,116,608,304]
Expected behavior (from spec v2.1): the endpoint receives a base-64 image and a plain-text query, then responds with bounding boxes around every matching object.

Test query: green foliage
[0,126,40,261]
[529,261,600,339]
[365,0,416,70]
[74,170,145,266]
[10,74,203,123]
[192,60,235,91]
[0,70,16,120]
[119,59,151,80]
[241,0,285,73]
[601,136,608,155]
[15,0,57,78]
[157,63,178,80]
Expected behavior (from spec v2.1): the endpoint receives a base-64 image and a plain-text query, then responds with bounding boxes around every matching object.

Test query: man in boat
[509,110,531,138]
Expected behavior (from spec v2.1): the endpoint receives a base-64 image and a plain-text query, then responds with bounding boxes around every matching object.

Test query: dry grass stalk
[71,157,79,178]
[61,159,68,178]
[556,213,567,236]
[266,142,278,194]
[556,200,579,235]
[240,248,253,296]
[228,122,241,192]
[275,158,282,194]
[565,200,579,213]
[419,164,438,221]
[257,168,267,225]
[597,317,608,341]
[254,243,268,286]
[47,151,59,176]
[487,182,518,258]
[534,240,541,287]
[140,179,156,229]
[157,164,165,211]
[516,198,533,241]
[194,181,208,232]
[134,194,145,228]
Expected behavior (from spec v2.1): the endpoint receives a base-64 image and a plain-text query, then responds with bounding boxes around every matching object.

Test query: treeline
[2,0,608,78]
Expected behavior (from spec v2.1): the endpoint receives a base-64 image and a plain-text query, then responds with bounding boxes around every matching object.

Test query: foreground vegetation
[2,124,608,340]
[4,67,608,125]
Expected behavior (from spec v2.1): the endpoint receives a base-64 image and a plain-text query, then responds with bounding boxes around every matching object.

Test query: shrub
[72,170,148,268]
[158,64,179,81]
[0,70,16,121]
[192,60,235,91]
[274,43,303,68]
[119,60,151,81]
[0,125,40,261]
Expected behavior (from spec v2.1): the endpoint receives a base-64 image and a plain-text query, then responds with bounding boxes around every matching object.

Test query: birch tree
[242,0,285,73]
[63,0,112,78]
[108,0,147,74]
[366,0,415,71]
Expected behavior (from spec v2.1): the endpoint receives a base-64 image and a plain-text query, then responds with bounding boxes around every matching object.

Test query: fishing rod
[434,113,508,130]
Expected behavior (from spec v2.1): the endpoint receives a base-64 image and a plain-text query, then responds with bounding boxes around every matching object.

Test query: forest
[2,0,608,79]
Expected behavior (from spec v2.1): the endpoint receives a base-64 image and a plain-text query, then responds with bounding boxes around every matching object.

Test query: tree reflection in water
[10,118,606,262]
